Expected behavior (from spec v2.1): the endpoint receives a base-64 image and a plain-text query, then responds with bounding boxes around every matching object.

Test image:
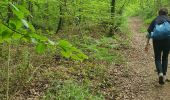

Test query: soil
[114,17,170,100]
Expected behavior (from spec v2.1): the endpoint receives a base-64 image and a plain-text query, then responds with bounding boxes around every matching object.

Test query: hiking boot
[159,73,164,85]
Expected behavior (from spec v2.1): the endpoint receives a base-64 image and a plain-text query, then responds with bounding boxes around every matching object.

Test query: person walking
[145,8,170,85]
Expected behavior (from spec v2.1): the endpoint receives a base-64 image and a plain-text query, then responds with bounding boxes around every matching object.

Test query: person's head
[158,8,168,16]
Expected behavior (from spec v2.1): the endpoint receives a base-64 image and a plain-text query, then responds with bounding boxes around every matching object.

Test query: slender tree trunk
[56,5,63,33]
[56,0,67,34]
[27,1,33,22]
[140,0,144,9]
[44,1,49,29]
[109,0,115,37]
[6,4,12,23]
[76,0,82,25]
[111,0,115,17]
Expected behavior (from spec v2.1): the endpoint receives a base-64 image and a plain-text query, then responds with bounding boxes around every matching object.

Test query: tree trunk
[27,1,33,22]
[56,5,63,33]
[56,1,66,34]
[108,0,115,37]
[44,1,49,28]
[6,4,13,23]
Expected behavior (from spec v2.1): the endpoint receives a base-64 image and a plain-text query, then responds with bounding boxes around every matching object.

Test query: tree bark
[56,5,63,33]
[56,1,66,34]
[108,0,115,37]
[27,1,33,22]
[6,4,13,23]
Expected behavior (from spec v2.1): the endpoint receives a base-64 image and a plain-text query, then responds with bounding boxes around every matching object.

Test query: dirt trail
[115,17,170,100]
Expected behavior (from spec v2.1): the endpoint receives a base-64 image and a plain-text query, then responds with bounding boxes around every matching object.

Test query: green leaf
[61,51,72,58]
[58,40,72,51]
[9,19,22,29]
[0,23,7,34]
[9,22,16,30]
[12,9,24,19]
[30,33,48,42]
[2,30,13,40]
[71,54,82,61]
[12,33,22,40]
[28,22,35,32]
[18,5,30,16]
[57,40,88,61]
[58,40,72,47]
[36,43,46,53]
[0,38,3,43]
[22,35,31,42]
[77,53,88,59]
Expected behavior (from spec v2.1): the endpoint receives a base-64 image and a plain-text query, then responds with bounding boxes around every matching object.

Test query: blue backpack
[151,20,170,40]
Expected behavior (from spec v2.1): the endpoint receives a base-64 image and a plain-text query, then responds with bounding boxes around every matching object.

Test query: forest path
[115,17,170,100]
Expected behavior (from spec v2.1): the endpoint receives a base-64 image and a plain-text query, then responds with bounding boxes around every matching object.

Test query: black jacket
[147,15,170,38]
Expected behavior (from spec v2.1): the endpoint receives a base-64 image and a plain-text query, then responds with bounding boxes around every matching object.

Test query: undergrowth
[0,18,130,99]
[43,80,104,100]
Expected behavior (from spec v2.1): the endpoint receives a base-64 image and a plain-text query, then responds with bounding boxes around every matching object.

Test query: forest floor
[114,17,170,100]
[4,17,170,100]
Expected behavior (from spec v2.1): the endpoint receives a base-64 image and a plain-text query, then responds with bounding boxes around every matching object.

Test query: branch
[0,12,25,36]
[2,23,25,36]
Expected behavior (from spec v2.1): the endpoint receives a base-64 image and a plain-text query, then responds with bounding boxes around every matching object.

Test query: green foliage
[80,36,122,63]
[57,40,88,62]
[124,0,170,24]
[1,0,160,99]
[0,1,88,61]
[43,80,104,100]
[0,1,89,99]
[36,43,46,53]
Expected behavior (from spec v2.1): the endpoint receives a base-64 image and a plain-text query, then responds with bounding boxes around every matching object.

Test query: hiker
[145,8,170,85]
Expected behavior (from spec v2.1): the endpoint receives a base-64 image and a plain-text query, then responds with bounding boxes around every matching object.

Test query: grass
[0,20,129,99]
[43,80,104,100]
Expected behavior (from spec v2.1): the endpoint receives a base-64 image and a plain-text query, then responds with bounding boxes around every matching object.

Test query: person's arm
[144,36,150,52]
[145,19,155,52]
[147,19,156,34]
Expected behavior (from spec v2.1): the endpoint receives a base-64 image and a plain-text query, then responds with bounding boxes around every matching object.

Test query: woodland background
[0,0,170,99]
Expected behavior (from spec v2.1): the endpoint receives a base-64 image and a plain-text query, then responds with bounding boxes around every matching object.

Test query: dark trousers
[153,39,170,75]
